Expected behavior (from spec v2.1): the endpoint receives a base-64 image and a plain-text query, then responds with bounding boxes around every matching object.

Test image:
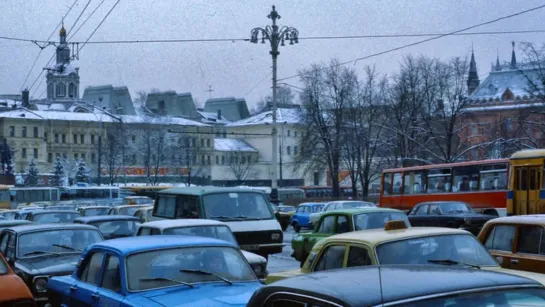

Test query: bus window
[382,173,392,195]
[406,171,427,194]
[453,166,480,192]
[427,169,451,194]
[392,173,402,195]
[480,164,507,190]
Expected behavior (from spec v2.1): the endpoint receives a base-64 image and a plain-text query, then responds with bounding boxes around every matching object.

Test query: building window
[279,146,282,155]
[47,83,54,98]
[22,127,27,138]
[294,131,297,137]
[91,135,95,144]
[21,148,26,159]
[201,139,204,147]
[471,126,477,135]
[56,82,66,97]
[221,156,225,165]
[206,139,210,147]
[62,134,66,143]
[44,132,48,142]
[287,130,291,137]
[216,156,219,164]
[9,126,14,137]
[48,153,52,163]
[91,153,96,163]
[33,127,38,138]
[202,155,206,165]
[56,153,60,159]
[294,146,298,155]
[207,155,211,164]
[193,155,197,164]
[81,153,86,161]
[241,156,246,164]
[62,153,67,159]
[131,135,136,143]
[74,153,78,160]
[287,146,291,155]
[158,100,165,114]
[73,134,78,144]
[131,154,136,165]
[55,134,59,143]
[33,148,38,159]
[80,135,84,144]
[68,83,76,98]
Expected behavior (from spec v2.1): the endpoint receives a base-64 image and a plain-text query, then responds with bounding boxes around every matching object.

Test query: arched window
[68,83,76,98]
[56,82,66,97]
[47,83,54,98]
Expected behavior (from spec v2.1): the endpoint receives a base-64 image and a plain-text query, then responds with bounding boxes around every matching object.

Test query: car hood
[241,250,267,265]
[129,283,261,307]
[265,268,305,285]
[15,253,79,276]
[0,274,34,302]
[484,267,545,286]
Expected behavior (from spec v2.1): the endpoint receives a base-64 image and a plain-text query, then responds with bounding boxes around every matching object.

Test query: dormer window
[56,82,66,97]
[68,83,76,98]
[501,88,514,101]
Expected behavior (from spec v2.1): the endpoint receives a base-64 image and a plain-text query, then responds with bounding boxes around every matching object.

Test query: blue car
[290,203,324,232]
[46,236,263,306]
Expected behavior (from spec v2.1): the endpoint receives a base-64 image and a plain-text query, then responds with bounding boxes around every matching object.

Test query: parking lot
[267,226,300,274]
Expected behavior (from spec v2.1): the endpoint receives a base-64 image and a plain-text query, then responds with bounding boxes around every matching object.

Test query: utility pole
[205,85,214,100]
[250,5,298,204]
[97,97,103,186]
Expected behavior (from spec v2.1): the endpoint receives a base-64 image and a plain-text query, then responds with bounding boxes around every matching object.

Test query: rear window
[33,212,81,223]
[402,288,545,307]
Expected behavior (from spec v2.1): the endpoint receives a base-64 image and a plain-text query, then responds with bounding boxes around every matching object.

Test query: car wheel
[293,222,301,233]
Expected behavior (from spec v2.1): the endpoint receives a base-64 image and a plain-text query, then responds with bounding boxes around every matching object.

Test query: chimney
[22,89,30,109]
[217,109,222,120]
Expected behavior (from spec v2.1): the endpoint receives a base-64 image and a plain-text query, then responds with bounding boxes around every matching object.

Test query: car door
[305,216,336,254]
[345,245,373,267]
[513,225,545,273]
[483,224,517,269]
[408,205,429,226]
[98,254,123,306]
[70,250,105,307]
[311,244,347,272]
[291,206,304,225]
[299,206,311,227]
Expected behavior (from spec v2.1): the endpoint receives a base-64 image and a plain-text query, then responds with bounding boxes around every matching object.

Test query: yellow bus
[507,149,545,215]
[0,185,10,209]
[120,186,173,199]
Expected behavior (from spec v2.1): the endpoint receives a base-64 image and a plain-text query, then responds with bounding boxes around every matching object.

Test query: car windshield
[354,212,410,230]
[203,192,273,220]
[18,229,103,257]
[119,207,140,216]
[90,220,138,239]
[343,201,374,209]
[0,212,16,220]
[126,246,256,291]
[438,202,473,214]
[376,234,497,267]
[33,212,81,223]
[311,205,324,213]
[83,208,109,216]
[402,288,545,307]
[163,225,238,245]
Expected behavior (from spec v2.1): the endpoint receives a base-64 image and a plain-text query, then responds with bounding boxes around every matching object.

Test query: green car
[291,208,410,266]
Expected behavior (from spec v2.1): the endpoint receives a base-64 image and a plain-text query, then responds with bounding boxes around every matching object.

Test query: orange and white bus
[379,159,509,211]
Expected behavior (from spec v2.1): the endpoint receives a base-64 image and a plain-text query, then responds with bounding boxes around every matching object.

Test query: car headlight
[271,232,282,241]
[33,276,49,292]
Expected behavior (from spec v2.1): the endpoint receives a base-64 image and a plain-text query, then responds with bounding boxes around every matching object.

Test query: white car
[136,219,268,278]
[309,200,376,225]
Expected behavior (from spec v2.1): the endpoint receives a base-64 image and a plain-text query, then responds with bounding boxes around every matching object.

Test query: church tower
[45,23,80,101]
[467,49,480,95]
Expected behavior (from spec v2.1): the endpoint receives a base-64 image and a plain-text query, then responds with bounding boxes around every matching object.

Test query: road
[267,226,300,274]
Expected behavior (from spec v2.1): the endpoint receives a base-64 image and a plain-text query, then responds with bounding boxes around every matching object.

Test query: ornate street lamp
[250,5,298,204]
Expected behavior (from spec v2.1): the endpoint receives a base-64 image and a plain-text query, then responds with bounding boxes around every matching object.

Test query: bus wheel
[293,222,301,233]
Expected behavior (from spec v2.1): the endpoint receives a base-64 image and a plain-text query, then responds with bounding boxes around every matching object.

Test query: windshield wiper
[210,215,243,221]
[52,244,82,252]
[23,250,59,256]
[139,277,194,288]
[180,269,233,285]
[428,259,481,269]
[233,215,263,220]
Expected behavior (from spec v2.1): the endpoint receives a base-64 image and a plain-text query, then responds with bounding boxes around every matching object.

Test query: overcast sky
[1,0,545,110]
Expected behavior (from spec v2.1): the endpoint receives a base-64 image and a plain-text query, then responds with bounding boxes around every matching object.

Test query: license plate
[240,245,260,251]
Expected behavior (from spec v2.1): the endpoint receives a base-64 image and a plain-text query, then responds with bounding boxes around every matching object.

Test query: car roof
[314,227,468,250]
[75,215,140,223]
[299,202,324,206]
[326,200,374,204]
[0,220,32,226]
[322,208,403,217]
[416,201,469,205]
[159,186,266,196]
[30,210,80,215]
[141,219,226,229]
[124,196,152,199]
[88,235,236,255]
[485,214,545,226]
[113,205,150,209]
[4,223,99,234]
[253,265,541,306]
[80,206,111,209]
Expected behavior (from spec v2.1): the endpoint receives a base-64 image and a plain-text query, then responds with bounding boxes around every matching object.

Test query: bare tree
[140,116,173,186]
[170,136,205,186]
[296,59,358,197]
[253,86,296,114]
[102,122,126,185]
[226,151,259,184]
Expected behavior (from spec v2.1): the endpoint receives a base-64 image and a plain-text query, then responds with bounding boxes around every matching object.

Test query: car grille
[233,230,274,245]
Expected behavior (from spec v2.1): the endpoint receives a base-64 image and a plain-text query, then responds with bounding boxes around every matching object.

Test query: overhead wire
[278,3,545,82]
[78,0,121,52]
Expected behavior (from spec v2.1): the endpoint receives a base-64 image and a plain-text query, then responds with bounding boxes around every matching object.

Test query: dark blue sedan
[47,236,263,306]
[290,203,324,232]
[74,215,140,239]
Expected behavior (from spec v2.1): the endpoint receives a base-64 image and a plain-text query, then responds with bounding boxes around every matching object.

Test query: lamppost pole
[250,5,298,204]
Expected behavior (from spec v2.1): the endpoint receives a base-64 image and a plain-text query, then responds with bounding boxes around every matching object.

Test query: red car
[0,253,35,306]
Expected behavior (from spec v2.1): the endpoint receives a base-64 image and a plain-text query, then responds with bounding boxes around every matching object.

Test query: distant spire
[510,41,517,69]
[467,48,480,95]
[495,49,501,71]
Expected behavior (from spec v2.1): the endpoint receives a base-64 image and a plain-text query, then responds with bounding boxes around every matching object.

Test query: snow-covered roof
[49,103,67,111]
[462,102,545,113]
[197,111,230,124]
[0,99,20,108]
[226,108,302,127]
[47,63,79,76]
[468,67,542,103]
[214,138,257,152]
